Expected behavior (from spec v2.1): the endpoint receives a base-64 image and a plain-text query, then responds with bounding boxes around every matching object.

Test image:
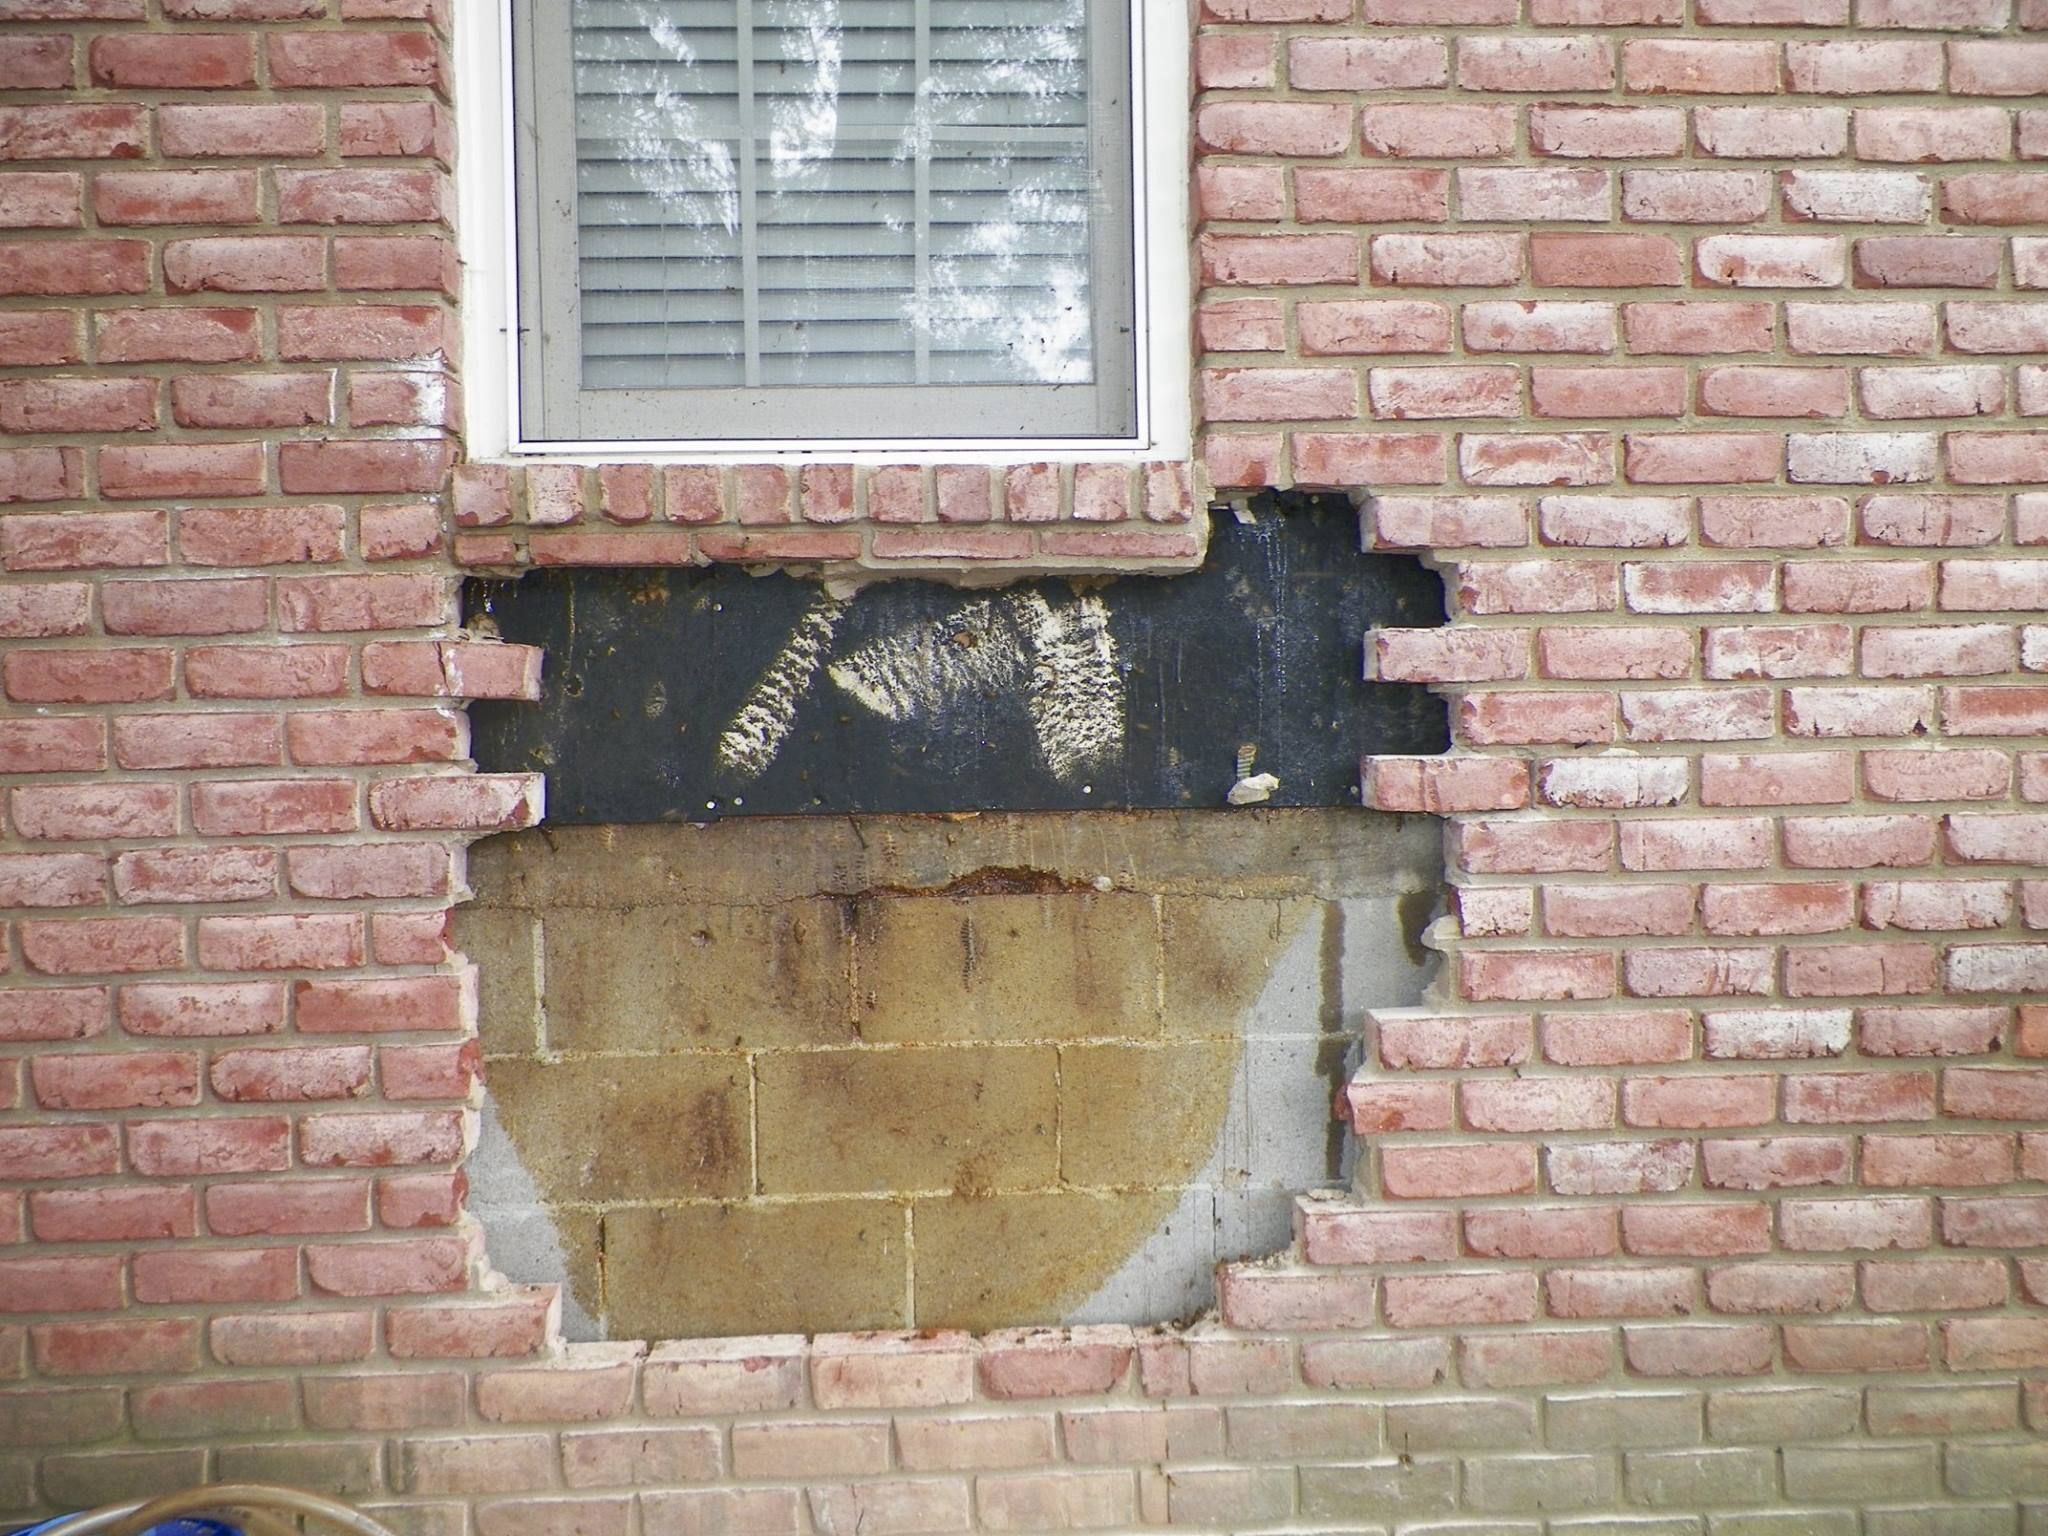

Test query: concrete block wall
[453,814,1438,1340]
[0,0,2047,1526]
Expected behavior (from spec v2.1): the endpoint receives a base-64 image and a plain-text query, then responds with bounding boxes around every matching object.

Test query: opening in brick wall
[452,502,1451,1338]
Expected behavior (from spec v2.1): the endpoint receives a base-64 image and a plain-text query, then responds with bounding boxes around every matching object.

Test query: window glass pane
[569,0,1099,393]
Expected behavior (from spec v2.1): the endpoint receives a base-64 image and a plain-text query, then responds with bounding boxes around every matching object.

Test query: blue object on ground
[11,1520,243,1536]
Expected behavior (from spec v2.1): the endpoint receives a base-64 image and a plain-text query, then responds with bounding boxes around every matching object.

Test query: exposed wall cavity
[457,809,1439,1339]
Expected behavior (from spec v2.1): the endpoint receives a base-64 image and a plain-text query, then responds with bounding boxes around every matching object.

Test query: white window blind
[514,0,1138,443]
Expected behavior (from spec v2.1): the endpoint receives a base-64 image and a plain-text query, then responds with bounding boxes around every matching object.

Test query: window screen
[513,0,1138,444]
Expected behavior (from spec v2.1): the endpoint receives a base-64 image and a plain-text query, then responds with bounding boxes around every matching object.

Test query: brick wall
[1,0,2046,1524]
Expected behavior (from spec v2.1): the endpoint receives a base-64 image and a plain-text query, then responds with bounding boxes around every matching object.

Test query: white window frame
[456,0,1192,465]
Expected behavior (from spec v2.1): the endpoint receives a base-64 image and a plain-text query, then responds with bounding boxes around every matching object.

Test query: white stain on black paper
[718,590,1125,785]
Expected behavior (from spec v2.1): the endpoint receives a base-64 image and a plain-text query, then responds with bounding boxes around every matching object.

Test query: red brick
[211,1311,376,1368]
[192,778,356,837]
[285,844,453,903]
[1702,882,1853,937]
[1200,233,1358,287]
[180,506,346,566]
[1943,1196,2048,1249]
[307,1234,473,1297]
[1540,876,1687,937]
[94,169,259,226]
[1623,169,1771,225]
[1780,1196,1932,1252]
[1547,1266,1696,1319]
[30,1186,194,1243]
[0,239,148,297]
[0,37,75,91]
[1623,1073,1775,1128]
[127,1115,289,1176]
[1854,236,2001,290]
[119,713,276,776]
[33,1319,199,1377]
[1369,233,1522,287]
[1460,302,1613,357]
[387,1294,556,1360]
[1379,1143,1535,1199]
[339,101,452,160]
[1463,1076,1615,1130]
[1531,369,1685,423]
[1628,1202,1775,1256]
[1860,1004,2006,1058]
[1784,1071,1937,1125]
[1865,1133,2014,1187]
[196,914,363,971]
[268,30,440,87]
[1951,40,2048,96]
[277,168,446,225]
[279,440,454,496]
[361,641,540,701]
[1706,1263,1854,1317]
[300,1110,465,1170]
[1201,368,1356,423]
[89,33,254,88]
[1459,36,1613,91]
[362,502,445,561]
[0,311,82,366]
[1198,300,1284,354]
[1289,36,1445,91]
[1375,1011,1532,1070]
[1196,165,1284,225]
[1361,755,1529,813]
[1533,629,1689,684]
[1534,233,1683,288]
[100,443,265,500]
[0,448,82,507]
[0,103,143,160]
[1383,1272,1536,1329]
[1706,1138,1856,1194]
[1198,102,1349,158]
[1292,434,1446,488]
[334,234,458,294]
[1461,167,1611,224]
[132,1249,297,1307]
[1343,1081,1453,1133]
[21,916,184,977]
[1785,1322,1930,1374]
[1622,39,1779,93]
[1196,33,1275,89]
[6,647,175,706]
[380,1170,467,1229]
[1784,165,1927,225]
[1542,1009,1691,1066]
[1301,1208,1457,1266]
[185,644,349,699]
[111,846,276,906]
[1625,433,1783,485]
[158,102,323,159]
[1622,1324,1774,1378]
[131,1378,297,1443]
[0,171,81,229]
[211,1045,372,1104]
[171,372,331,429]
[207,1178,370,1238]
[1695,753,1859,811]
[1455,818,1614,874]
[1624,302,1774,356]
[1784,814,1937,868]
[1533,105,1684,160]
[1361,104,1516,159]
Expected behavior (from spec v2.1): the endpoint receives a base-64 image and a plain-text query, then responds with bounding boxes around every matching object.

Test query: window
[463,0,1187,458]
